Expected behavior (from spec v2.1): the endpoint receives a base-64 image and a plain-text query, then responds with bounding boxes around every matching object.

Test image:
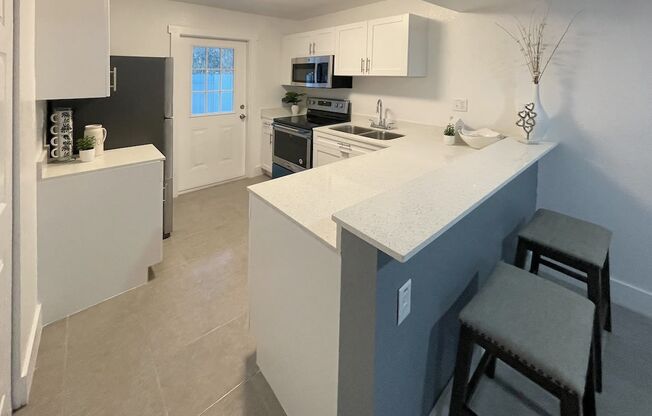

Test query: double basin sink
[329,125,404,141]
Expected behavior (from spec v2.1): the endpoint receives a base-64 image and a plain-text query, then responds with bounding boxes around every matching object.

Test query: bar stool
[515,209,612,391]
[450,262,597,416]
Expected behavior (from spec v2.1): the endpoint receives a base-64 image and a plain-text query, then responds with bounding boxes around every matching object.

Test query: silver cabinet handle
[110,67,118,92]
[312,42,315,55]
[269,133,273,145]
[366,58,370,73]
[361,58,365,73]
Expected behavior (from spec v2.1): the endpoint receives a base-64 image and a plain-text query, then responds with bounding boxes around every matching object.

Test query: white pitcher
[84,124,107,156]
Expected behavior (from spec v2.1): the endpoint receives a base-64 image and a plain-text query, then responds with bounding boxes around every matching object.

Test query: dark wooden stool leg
[583,342,597,416]
[485,355,497,379]
[530,252,541,274]
[587,268,603,393]
[450,326,475,416]
[560,393,581,416]
[515,239,528,269]
[603,253,613,332]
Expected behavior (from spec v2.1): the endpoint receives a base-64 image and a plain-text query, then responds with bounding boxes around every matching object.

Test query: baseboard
[12,303,42,408]
[610,278,652,319]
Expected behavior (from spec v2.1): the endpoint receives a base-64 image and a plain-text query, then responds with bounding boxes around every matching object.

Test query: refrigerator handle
[110,67,118,93]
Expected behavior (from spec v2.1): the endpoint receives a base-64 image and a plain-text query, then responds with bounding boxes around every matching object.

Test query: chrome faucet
[370,98,394,130]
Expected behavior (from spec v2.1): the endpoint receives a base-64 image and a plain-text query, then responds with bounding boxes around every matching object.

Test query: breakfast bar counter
[247,122,556,416]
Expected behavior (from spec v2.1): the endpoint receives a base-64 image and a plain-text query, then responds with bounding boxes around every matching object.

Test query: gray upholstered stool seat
[460,262,595,394]
[516,208,613,393]
[449,262,597,416]
[519,209,612,267]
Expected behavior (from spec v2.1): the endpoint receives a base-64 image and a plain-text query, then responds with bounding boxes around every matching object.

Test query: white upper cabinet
[36,0,111,100]
[311,29,335,56]
[335,14,428,77]
[284,28,335,59]
[333,22,369,76]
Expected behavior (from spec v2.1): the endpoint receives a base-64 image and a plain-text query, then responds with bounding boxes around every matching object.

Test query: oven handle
[273,124,313,139]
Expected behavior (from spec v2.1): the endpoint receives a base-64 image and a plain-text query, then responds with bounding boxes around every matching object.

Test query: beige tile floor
[16,176,286,416]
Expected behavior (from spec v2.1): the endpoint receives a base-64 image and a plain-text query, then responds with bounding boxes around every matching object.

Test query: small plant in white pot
[77,135,96,162]
[282,91,305,116]
[443,120,456,145]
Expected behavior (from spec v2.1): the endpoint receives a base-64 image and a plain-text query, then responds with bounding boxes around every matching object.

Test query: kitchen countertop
[248,117,556,262]
[40,144,165,180]
[261,107,306,120]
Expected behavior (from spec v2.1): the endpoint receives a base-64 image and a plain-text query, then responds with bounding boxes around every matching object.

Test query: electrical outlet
[397,279,412,326]
[453,99,468,112]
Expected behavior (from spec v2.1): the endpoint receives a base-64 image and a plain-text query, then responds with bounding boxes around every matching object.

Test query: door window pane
[193,47,206,69]
[221,91,234,112]
[221,71,233,90]
[192,92,206,114]
[207,70,220,91]
[192,70,206,92]
[191,46,236,116]
[207,92,220,113]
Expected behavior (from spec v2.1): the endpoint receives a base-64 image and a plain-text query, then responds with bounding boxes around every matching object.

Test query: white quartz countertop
[261,107,306,120]
[40,144,165,181]
[333,139,556,262]
[248,118,556,262]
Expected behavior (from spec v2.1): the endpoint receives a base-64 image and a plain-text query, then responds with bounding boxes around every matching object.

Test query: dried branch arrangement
[497,9,580,85]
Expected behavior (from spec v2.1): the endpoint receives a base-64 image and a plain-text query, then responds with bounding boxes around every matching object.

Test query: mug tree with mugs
[49,108,74,162]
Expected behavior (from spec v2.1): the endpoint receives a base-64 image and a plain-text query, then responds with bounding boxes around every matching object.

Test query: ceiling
[174,0,384,20]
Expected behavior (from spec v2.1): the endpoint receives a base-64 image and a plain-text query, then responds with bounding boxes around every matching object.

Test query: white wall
[12,0,45,407]
[110,0,292,177]
[288,0,652,316]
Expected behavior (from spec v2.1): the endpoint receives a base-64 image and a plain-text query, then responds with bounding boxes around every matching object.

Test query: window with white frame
[191,47,235,115]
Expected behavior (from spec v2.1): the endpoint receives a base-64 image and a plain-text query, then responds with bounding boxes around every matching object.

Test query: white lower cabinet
[313,132,383,168]
[261,118,274,176]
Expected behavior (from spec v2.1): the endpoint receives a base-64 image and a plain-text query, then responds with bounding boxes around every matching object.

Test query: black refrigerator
[50,56,174,238]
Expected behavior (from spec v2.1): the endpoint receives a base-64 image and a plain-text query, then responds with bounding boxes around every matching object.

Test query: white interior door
[176,38,247,193]
[0,0,13,414]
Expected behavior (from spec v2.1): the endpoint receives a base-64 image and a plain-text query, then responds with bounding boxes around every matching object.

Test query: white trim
[0,394,9,416]
[611,278,652,319]
[168,24,259,43]
[11,303,41,408]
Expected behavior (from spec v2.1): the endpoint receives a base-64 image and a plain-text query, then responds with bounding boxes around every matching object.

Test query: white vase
[530,83,550,141]
[291,104,300,116]
[443,135,456,146]
[79,148,95,162]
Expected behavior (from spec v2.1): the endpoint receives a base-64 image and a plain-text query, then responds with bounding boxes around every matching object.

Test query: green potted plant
[282,91,306,116]
[77,135,96,162]
[443,119,456,146]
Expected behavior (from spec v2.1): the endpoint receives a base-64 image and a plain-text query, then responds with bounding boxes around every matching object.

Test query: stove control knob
[299,158,304,165]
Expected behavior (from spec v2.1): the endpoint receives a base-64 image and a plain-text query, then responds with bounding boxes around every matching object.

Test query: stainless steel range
[272,97,351,178]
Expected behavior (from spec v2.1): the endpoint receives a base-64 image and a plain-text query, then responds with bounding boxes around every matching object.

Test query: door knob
[240,114,247,120]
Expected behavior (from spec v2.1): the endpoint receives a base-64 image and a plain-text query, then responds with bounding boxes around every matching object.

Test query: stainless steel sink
[359,130,404,141]
[329,125,374,135]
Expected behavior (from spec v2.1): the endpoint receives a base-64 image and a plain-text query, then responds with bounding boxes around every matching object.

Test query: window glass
[191,46,235,115]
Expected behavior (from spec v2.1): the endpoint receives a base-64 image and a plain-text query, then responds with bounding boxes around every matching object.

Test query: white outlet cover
[453,99,468,112]
[397,279,412,326]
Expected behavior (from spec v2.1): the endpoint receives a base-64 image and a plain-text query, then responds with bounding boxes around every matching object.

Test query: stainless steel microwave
[291,56,352,89]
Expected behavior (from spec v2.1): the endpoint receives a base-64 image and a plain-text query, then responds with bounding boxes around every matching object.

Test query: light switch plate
[453,99,468,112]
[397,279,412,326]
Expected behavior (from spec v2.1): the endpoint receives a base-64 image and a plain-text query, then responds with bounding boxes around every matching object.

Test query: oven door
[273,124,312,173]
[291,56,333,88]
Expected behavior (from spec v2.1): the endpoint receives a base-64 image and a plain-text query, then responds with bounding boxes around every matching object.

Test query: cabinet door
[334,22,368,76]
[367,15,409,76]
[314,138,344,167]
[261,120,273,175]
[312,29,335,55]
[36,0,110,99]
[288,33,313,58]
